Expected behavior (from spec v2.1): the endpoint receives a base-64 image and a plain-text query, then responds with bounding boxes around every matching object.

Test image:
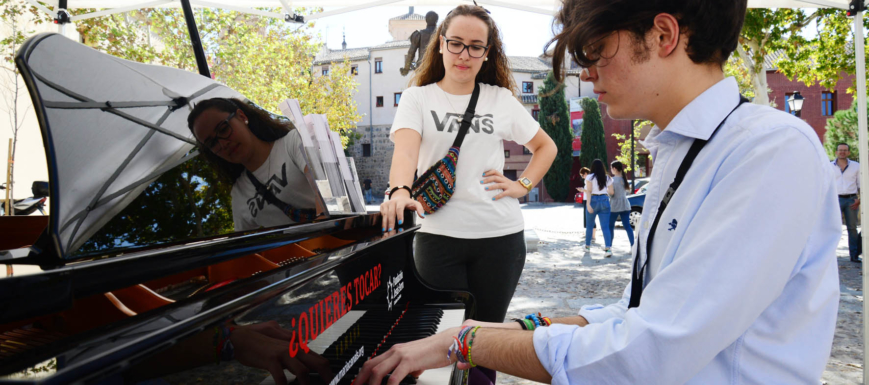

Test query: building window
[531,108,540,120]
[785,92,802,117]
[322,66,329,76]
[375,58,383,74]
[822,91,836,116]
[376,96,384,107]
[351,65,358,75]
[522,82,533,94]
[523,147,532,155]
[394,92,402,107]
[362,143,371,157]
[504,150,510,158]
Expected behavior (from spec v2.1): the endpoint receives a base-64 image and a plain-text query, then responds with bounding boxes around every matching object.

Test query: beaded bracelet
[449,326,481,367]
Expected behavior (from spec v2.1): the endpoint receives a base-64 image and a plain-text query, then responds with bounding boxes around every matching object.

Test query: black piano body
[0,33,474,384]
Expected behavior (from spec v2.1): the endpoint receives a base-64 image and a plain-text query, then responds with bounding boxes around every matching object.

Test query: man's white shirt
[832,159,860,195]
[533,77,840,384]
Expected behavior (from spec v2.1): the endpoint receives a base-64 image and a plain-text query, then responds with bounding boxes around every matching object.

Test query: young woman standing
[584,159,613,256]
[608,160,634,247]
[381,4,556,323]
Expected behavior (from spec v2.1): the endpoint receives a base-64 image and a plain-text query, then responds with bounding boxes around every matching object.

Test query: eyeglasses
[200,111,236,151]
[582,31,620,63]
[444,39,489,58]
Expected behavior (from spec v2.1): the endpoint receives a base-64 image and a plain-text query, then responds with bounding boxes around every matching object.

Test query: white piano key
[415,309,465,385]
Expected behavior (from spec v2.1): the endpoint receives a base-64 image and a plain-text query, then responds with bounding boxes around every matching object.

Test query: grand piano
[0,33,473,384]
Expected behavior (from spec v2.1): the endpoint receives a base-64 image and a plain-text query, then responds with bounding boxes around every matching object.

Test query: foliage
[537,71,572,202]
[78,154,233,254]
[724,55,755,101]
[612,120,652,172]
[736,8,865,106]
[578,97,607,170]
[823,97,866,161]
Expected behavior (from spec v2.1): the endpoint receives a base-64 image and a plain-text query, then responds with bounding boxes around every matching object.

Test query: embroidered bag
[411,83,480,214]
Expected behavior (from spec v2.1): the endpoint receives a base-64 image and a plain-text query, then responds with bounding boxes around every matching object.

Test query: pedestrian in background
[585,159,613,257]
[363,178,373,204]
[832,143,861,263]
[609,161,634,247]
[577,167,597,242]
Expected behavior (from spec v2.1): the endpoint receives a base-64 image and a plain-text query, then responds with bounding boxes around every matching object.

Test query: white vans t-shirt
[231,129,316,231]
[390,82,540,238]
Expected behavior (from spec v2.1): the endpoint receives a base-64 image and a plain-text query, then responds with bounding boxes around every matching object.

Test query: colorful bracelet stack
[213,325,236,365]
[513,313,552,330]
[448,326,481,368]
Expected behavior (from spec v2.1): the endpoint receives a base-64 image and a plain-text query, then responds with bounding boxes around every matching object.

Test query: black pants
[413,231,526,322]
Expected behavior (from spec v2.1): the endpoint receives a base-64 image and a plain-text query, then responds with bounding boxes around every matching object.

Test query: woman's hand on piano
[231,323,333,385]
[380,193,424,232]
[462,319,523,330]
[356,326,461,385]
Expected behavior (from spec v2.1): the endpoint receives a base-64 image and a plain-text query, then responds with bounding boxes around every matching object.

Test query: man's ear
[651,13,681,58]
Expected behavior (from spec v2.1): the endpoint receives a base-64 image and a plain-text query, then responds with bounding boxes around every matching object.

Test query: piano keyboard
[261,307,464,385]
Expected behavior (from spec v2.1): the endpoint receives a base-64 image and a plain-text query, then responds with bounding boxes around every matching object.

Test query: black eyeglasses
[200,111,236,151]
[444,39,489,58]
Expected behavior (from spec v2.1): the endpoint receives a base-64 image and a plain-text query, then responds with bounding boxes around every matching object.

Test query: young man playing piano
[357,0,841,384]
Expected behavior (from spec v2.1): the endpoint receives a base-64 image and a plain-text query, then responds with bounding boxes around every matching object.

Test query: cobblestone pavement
[496,203,863,385]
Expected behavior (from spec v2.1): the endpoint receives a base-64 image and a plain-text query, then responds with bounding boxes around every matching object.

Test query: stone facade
[347,125,395,197]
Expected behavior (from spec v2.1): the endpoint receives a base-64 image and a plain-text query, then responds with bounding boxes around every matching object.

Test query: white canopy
[21,0,869,380]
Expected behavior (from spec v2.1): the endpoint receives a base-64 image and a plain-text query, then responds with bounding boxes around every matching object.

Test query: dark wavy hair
[546,0,747,82]
[187,97,294,184]
[410,4,517,94]
[611,160,629,190]
[590,159,608,191]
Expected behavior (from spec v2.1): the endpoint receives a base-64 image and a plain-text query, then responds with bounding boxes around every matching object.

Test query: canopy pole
[852,9,869,383]
[180,0,211,78]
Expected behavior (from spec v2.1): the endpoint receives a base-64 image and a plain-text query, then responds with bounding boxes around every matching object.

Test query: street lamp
[787,91,805,114]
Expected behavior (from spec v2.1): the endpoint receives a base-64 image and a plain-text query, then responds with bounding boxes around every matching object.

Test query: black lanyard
[628,97,748,309]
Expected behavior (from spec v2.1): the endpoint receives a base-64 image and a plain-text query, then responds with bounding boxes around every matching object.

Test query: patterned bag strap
[450,83,481,149]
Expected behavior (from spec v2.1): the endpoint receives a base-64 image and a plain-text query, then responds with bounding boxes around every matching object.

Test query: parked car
[626,184,648,229]
[629,177,650,194]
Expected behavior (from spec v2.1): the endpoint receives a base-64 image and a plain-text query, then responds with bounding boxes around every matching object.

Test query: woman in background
[584,159,613,257]
[608,161,634,247]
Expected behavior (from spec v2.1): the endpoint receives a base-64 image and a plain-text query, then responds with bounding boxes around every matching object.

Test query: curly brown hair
[410,5,516,94]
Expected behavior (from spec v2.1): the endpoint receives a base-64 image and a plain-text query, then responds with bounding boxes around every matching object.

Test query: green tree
[579,97,607,169]
[737,8,866,106]
[823,97,866,161]
[537,71,572,202]
[612,120,652,172]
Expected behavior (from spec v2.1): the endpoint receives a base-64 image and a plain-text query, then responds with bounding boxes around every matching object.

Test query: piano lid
[13,33,347,261]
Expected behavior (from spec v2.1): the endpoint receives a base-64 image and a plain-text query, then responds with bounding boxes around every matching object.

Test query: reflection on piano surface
[0,32,474,384]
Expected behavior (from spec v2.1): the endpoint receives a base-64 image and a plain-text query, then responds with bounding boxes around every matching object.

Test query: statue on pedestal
[400,11,438,76]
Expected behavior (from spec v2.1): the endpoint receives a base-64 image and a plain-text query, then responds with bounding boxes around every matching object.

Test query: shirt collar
[658,77,741,141]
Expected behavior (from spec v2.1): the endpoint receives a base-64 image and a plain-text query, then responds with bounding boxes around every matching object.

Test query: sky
[308,5,559,57]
